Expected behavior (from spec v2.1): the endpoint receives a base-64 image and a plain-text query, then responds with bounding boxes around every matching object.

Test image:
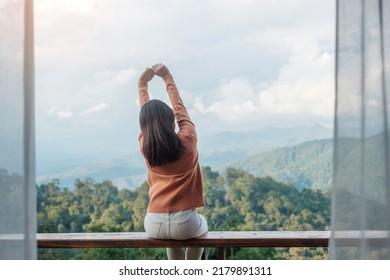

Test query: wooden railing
[0,231,387,259]
[37,231,330,259]
[29,230,390,259]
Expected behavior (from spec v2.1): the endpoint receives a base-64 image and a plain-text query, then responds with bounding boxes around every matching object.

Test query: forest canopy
[35,166,331,260]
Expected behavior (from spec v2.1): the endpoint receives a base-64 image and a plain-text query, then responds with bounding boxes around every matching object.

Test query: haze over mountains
[37,125,333,190]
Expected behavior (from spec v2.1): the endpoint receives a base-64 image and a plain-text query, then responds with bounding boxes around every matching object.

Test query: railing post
[218,247,226,260]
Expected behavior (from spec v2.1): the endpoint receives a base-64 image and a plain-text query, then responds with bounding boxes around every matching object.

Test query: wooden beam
[37,231,332,249]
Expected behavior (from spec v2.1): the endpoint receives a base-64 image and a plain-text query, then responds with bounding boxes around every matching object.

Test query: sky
[34,0,335,167]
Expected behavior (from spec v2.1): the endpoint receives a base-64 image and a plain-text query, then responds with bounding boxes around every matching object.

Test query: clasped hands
[139,63,170,83]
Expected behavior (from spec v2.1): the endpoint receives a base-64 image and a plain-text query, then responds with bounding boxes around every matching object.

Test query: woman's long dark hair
[139,99,181,167]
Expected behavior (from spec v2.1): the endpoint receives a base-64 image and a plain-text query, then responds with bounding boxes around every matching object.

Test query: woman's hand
[138,68,155,83]
[152,63,170,78]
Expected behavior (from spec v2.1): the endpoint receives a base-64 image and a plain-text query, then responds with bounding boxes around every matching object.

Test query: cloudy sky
[34,0,335,167]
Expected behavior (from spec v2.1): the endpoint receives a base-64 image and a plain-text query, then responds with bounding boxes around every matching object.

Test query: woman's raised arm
[152,63,195,135]
[138,68,154,108]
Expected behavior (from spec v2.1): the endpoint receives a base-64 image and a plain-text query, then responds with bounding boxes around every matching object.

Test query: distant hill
[36,125,333,190]
[228,139,333,192]
[228,131,389,194]
[37,154,147,190]
[199,124,332,167]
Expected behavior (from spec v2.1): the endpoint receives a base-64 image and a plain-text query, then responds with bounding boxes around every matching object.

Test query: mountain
[227,139,333,192]
[199,124,332,168]
[36,125,333,190]
[37,153,147,190]
[228,131,389,195]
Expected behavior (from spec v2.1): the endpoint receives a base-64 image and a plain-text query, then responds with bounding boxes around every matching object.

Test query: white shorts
[144,209,208,240]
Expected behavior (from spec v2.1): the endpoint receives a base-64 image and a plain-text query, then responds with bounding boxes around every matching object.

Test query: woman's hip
[144,209,208,240]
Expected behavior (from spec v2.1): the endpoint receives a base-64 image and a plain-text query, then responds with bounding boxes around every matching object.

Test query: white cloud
[79,103,110,116]
[57,109,73,119]
[93,68,136,86]
[195,77,260,121]
[192,43,334,125]
[111,68,136,84]
[46,106,58,115]
[211,0,334,29]
[45,103,110,118]
[35,0,97,14]
[46,107,73,118]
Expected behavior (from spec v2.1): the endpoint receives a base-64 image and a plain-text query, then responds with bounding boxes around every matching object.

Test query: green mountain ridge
[228,139,333,192]
[199,124,332,167]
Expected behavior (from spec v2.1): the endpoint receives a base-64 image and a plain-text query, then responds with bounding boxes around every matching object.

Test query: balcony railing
[0,231,386,259]
[37,231,330,259]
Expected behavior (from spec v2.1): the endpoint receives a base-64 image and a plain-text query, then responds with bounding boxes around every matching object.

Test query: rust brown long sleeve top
[138,74,204,213]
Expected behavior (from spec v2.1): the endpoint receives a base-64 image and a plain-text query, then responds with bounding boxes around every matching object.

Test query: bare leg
[185,232,208,260]
[167,247,185,260]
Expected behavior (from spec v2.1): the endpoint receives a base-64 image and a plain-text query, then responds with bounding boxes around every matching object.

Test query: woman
[138,63,208,260]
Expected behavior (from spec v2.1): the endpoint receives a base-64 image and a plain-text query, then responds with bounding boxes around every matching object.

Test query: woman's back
[137,64,205,213]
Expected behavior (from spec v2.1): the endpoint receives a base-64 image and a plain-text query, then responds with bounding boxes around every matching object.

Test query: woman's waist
[145,208,196,222]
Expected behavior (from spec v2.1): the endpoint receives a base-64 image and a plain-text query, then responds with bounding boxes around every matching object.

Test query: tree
[37,166,331,260]
[132,181,149,231]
